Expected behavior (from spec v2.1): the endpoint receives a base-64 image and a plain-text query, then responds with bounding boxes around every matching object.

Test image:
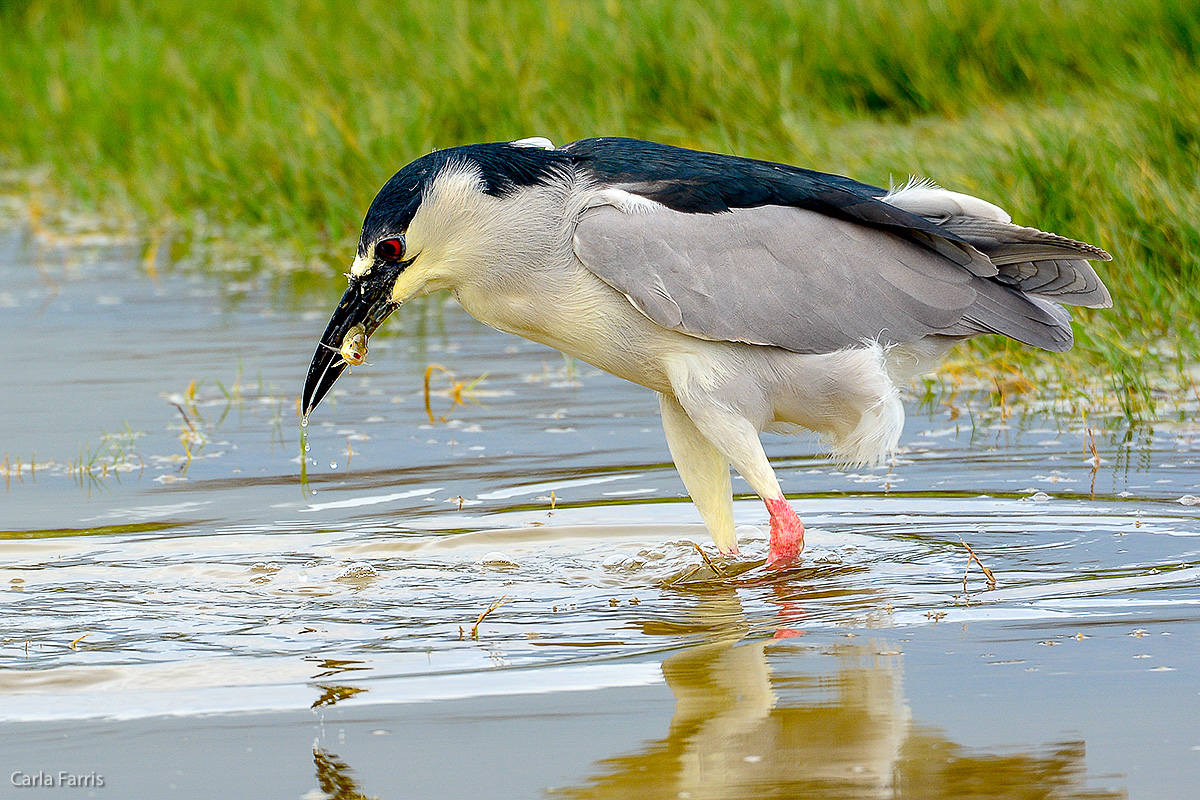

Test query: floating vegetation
[423,363,489,423]
[469,595,511,640]
[63,427,145,489]
[4,365,295,492]
[311,685,367,710]
[0,428,148,492]
[960,539,998,593]
[662,544,780,590]
[0,453,53,488]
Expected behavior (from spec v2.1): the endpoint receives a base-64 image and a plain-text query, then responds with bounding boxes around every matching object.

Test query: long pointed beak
[302,271,400,417]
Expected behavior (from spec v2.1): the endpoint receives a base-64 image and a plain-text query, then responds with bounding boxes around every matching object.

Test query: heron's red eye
[375,237,405,262]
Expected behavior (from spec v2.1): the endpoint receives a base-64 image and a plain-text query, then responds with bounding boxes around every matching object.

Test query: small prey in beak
[302,266,401,417]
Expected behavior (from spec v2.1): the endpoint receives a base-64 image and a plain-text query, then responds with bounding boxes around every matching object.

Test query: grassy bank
[1,0,1198,413]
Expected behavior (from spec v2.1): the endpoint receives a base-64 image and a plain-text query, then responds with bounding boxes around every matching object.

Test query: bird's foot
[765,496,805,566]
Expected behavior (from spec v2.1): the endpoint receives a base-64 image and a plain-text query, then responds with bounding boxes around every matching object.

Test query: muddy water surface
[1,229,1198,799]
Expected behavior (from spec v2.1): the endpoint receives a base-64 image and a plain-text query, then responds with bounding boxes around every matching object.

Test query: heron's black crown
[359,143,575,257]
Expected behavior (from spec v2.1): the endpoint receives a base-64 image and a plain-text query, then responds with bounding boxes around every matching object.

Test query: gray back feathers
[572,186,1111,355]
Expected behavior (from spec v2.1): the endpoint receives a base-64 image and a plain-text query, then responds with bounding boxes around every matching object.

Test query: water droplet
[301,418,308,428]
[304,444,310,452]
[329,461,338,469]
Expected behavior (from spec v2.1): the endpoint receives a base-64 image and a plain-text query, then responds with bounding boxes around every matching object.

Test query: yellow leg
[659,393,738,554]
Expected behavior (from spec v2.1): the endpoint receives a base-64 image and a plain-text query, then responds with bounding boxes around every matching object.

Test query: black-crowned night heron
[302,137,1111,566]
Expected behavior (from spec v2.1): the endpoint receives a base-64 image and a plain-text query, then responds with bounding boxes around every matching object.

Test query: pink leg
[765,496,805,566]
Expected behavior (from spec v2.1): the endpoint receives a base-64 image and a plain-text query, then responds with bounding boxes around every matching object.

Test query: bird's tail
[937,216,1112,309]
[883,180,1112,353]
[883,179,1113,310]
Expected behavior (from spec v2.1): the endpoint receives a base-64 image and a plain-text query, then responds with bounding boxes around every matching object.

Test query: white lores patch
[349,252,372,278]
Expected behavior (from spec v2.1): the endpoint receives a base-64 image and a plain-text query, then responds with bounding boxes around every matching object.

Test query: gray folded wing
[573,204,1085,354]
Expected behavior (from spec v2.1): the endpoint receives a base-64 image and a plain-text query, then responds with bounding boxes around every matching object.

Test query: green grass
[2,0,1198,411]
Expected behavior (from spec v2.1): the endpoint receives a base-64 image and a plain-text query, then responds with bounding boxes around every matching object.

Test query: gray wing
[573,203,1083,354]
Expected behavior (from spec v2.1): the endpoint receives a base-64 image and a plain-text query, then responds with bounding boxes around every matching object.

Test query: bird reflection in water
[552,592,1123,800]
[302,590,1122,800]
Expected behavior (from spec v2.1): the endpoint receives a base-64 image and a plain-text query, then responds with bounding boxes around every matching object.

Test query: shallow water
[1,228,1198,798]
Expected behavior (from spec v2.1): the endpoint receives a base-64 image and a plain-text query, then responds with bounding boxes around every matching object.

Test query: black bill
[302,270,401,417]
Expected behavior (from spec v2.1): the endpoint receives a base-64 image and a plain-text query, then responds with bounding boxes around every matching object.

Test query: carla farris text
[11,772,105,789]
